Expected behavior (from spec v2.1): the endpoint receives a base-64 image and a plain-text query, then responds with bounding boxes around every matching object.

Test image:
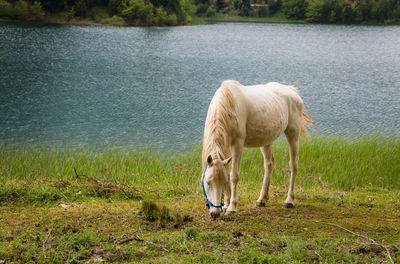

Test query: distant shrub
[305,0,325,22]
[63,7,76,21]
[165,13,178,25]
[155,6,168,24]
[258,5,269,17]
[38,0,68,13]
[120,0,158,25]
[267,0,282,14]
[14,0,29,20]
[216,0,226,11]
[108,0,124,14]
[74,0,91,17]
[31,1,46,21]
[181,0,197,16]
[196,3,209,16]
[233,0,252,16]
[205,5,216,16]
[101,15,125,26]
[282,0,308,19]
[0,0,12,18]
[89,6,109,22]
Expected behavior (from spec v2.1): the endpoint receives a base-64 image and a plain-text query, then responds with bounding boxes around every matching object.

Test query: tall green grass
[242,134,400,190]
[1,135,399,204]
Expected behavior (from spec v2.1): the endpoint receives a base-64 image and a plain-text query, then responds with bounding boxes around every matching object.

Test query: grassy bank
[1,135,399,263]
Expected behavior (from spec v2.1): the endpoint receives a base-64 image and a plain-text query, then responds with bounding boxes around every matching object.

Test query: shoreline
[2,16,399,28]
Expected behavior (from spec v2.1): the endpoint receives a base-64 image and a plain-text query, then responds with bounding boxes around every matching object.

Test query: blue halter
[201,165,224,212]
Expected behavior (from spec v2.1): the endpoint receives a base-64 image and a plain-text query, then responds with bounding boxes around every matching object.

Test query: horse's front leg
[223,175,231,213]
[226,141,243,214]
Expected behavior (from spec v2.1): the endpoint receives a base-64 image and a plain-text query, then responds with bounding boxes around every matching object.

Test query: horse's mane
[202,81,238,168]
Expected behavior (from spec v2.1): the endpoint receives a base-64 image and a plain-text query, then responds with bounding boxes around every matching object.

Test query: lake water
[1,22,399,148]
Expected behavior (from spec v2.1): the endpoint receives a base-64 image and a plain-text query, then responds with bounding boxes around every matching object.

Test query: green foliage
[305,0,345,23]
[108,0,124,13]
[89,6,109,21]
[31,1,46,21]
[181,0,197,16]
[13,0,29,20]
[101,14,125,25]
[196,3,209,15]
[62,7,76,20]
[165,13,178,24]
[258,6,269,17]
[120,0,154,25]
[268,0,282,14]
[282,0,307,19]
[306,0,328,22]
[140,200,189,228]
[215,0,226,11]
[205,5,216,16]
[118,0,184,26]
[38,0,69,12]
[0,0,12,18]
[0,0,398,24]
[303,0,399,23]
[233,0,251,16]
[141,200,160,221]
[185,226,200,239]
[74,0,91,17]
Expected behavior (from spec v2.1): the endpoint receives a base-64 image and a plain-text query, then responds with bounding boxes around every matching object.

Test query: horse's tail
[300,109,314,142]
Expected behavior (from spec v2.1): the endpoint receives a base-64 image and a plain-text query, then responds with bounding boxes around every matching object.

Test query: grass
[0,134,399,263]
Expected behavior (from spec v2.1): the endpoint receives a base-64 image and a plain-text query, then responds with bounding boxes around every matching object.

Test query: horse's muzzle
[210,210,221,219]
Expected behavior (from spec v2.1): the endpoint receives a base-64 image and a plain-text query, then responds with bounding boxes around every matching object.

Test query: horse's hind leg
[256,144,274,207]
[284,128,300,208]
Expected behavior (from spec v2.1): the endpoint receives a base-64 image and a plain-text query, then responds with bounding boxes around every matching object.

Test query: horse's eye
[205,201,210,209]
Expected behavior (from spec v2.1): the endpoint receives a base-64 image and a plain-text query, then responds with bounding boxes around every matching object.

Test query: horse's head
[202,154,231,219]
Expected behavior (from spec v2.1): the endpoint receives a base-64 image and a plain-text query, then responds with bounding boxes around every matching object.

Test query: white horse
[201,80,313,219]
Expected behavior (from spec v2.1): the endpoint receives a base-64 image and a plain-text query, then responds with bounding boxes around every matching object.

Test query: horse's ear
[223,157,232,165]
[207,155,213,166]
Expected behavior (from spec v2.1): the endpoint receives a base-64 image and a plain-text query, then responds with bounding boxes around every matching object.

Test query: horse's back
[221,81,304,147]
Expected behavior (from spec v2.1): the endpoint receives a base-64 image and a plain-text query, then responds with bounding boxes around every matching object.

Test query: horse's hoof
[283,203,294,208]
[256,201,266,207]
[225,210,236,215]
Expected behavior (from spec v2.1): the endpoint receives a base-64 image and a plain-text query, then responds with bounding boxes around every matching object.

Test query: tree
[234,0,251,15]
[268,0,282,14]
[0,0,12,18]
[216,0,226,11]
[14,0,29,20]
[375,0,391,22]
[38,0,69,12]
[282,0,308,19]
[306,0,325,22]
[341,0,354,23]
[31,1,46,21]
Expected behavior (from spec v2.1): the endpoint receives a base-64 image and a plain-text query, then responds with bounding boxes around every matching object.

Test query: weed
[140,200,159,222]
[185,227,200,240]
